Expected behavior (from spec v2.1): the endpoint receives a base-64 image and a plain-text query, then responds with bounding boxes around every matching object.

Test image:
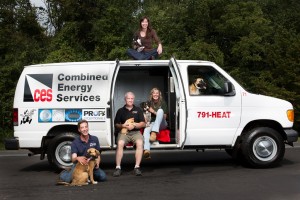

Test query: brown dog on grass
[70,148,100,186]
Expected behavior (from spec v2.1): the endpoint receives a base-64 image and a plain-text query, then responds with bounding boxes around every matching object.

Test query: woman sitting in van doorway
[143,87,168,159]
[126,16,163,60]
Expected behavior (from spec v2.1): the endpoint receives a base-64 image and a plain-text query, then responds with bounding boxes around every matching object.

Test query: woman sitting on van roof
[126,16,163,60]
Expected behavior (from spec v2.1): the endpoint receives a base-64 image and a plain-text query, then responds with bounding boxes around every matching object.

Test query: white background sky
[30,0,45,7]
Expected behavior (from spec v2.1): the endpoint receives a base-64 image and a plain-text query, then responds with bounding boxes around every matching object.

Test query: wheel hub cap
[253,136,277,161]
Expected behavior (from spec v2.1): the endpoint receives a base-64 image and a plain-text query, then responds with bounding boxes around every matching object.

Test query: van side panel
[179,63,242,146]
[14,62,114,148]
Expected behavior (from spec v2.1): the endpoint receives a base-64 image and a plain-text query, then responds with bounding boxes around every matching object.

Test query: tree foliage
[0,0,299,137]
[0,0,48,138]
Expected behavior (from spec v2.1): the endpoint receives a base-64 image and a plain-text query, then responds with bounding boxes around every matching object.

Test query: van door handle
[106,107,110,118]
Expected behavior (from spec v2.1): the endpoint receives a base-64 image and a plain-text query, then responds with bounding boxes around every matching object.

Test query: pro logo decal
[82,109,106,122]
[24,74,53,102]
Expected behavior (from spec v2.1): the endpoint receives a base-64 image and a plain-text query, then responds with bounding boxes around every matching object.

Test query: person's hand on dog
[125,122,135,131]
[148,107,156,115]
[123,121,135,131]
[77,156,88,165]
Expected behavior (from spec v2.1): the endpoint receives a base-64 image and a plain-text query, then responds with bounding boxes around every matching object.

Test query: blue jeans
[127,48,158,60]
[59,163,107,183]
[143,109,168,151]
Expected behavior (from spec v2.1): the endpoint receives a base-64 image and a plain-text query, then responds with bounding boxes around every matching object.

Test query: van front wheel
[48,133,77,169]
[241,127,285,168]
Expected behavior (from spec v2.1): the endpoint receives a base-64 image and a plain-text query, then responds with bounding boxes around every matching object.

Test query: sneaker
[134,167,142,176]
[152,141,159,145]
[113,168,122,177]
[150,132,157,142]
[56,180,70,185]
[143,150,151,159]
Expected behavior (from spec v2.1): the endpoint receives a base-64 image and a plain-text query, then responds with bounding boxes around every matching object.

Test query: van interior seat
[126,128,170,147]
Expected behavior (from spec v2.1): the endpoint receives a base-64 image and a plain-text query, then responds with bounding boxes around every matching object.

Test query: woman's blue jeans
[126,48,158,60]
[143,109,168,151]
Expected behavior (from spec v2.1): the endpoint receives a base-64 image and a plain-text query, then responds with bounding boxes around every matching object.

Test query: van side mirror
[224,81,236,96]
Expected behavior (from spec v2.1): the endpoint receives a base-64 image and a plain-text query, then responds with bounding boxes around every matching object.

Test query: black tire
[48,132,78,170]
[225,146,244,164]
[225,148,234,156]
[241,127,285,168]
[47,153,53,165]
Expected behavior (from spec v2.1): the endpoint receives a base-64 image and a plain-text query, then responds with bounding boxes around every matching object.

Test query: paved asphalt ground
[0,143,299,200]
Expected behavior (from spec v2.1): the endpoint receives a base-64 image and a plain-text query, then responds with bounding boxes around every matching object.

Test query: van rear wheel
[48,133,77,169]
[241,127,285,168]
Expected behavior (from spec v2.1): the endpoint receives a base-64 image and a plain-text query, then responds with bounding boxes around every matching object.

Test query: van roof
[24,60,215,68]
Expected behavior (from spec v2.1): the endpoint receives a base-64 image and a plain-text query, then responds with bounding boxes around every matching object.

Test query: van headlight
[287,109,294,122]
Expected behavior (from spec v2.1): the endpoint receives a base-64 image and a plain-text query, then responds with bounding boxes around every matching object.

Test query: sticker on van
[20,109,36,124]
[24,74,53,102]
[38,108,106,122]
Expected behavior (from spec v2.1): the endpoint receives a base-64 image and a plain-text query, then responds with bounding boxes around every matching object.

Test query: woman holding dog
[126,16,163,60]
[143,87,168,159]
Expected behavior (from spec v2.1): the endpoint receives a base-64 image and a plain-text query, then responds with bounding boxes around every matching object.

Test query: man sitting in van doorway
[113,91,146,177]
[189,76,207,95]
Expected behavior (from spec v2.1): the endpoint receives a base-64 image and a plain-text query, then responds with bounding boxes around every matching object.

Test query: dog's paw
[91,181,98,184]
[121,128,128,134]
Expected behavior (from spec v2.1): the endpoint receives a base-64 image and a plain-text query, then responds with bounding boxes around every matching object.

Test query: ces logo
[24,74,53,102]
[34,89,52,102]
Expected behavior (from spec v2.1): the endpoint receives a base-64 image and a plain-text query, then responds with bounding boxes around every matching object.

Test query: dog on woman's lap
[140,102,151,127]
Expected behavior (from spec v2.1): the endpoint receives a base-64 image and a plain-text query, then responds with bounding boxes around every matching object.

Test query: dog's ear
[87,148,91,153]
[95,149,100,156]
[140,102,145,108]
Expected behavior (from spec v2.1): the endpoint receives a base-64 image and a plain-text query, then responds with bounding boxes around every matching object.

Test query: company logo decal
[65,109,82,122]
[56,73,106,102]
[39,109,52,122]
[20,109,36,124]
[38,108,105,123]
[82,109,106,122]
[38,109,65,122]
[24,74,53,102]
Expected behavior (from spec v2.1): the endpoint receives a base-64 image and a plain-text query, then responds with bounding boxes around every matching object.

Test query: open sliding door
[109,60,121,148]
[169,58,187,148]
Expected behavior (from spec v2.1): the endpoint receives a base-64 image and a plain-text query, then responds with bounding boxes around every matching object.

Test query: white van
[5,58,298,169]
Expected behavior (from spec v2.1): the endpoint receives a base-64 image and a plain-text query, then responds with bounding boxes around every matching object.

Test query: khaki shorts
[117,130,143,145]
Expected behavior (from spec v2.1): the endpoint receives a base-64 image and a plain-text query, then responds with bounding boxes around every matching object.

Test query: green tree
[0,0,47,143]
